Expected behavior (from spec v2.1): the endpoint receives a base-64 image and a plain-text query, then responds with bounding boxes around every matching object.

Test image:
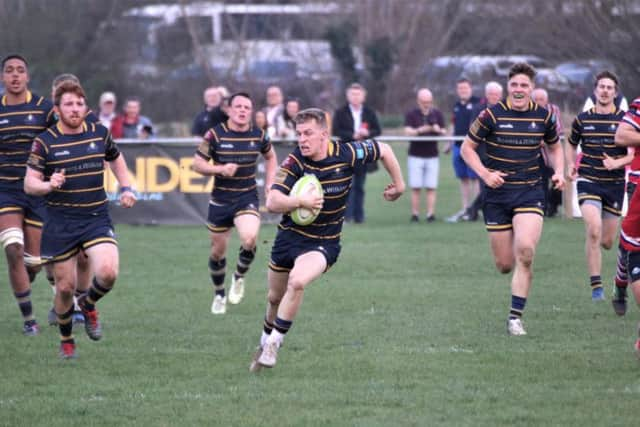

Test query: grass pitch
[1,144,639,426]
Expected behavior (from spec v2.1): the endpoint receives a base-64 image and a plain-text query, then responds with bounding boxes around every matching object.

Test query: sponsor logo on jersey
[499,123,514,129]
[87,142,99,153]
[53,150,71,157]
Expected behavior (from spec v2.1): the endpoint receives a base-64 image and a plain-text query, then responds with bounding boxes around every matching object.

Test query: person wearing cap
[98,92,117,130]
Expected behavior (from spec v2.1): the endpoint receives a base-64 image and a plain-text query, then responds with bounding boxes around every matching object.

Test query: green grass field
[1,143,639,426]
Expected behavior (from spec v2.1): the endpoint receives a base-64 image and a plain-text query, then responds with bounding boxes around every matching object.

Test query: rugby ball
[290,174,322,225]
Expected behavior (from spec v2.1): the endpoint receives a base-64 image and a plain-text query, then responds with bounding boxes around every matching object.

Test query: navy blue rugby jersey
[468,99,559,189]
[0,91,55,188]
[272,139,381,241]
[196,122,271,202]
[27,121,120,217]
[568,107,626,183]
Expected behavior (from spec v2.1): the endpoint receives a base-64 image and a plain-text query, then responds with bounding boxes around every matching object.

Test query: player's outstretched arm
[378,142,405,201]
[109,154,137,208]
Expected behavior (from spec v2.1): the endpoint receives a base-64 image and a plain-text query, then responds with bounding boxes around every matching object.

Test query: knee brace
[0,227,23,249]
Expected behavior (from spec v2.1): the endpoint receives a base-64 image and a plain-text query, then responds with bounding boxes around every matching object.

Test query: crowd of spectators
[100,73,589,224]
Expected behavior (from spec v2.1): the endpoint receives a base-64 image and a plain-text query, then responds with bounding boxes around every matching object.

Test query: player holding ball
[250,108,405,371]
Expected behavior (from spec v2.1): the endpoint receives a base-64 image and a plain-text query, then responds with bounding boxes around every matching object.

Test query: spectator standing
[278,98,300,139]
[254,110,268,132]
[97,91,117,130]
[263,85,285,139]
[404,88,446,222]
[532,88,564,217]
[332,82,382,223]
[110,97,154,139]
[191,86,228,137]
[447,78,482,222]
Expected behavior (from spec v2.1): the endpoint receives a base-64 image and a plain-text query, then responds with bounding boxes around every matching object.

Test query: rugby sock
[83,277,111,311]
[209,257,226,297]
[274,316,292,335]
[614,246,629,296]
[509,295,527,320]
[590,275,603,290]
[234,246,256,280]
[14,290,34,321]
[57,305,74,341]
[258,319,272,346]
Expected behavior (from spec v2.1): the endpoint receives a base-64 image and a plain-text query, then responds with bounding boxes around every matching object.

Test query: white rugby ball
[290,174,322,225]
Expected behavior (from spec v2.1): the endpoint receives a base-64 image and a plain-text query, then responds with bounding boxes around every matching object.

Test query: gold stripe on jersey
[496,117,545,123]
[214,184,257,192]
[0,163,26,168]
[47,198,108,208]
[321,206,347,215]
[486,109,498,123]
[302,162,350,172]
[234,161,257,168]
[579,173,624,182]
[320,175,351,185]
[486,154,537,164]
[0,125,48,132]
[50,137,103,149]
[216,150,262,155]
[324,189,350,200]
[0,110,46,118]
[63,170,103,179]
[0,151,30,155]
[309,219,344,227]
[47,153,104,165]
[345,144,356,167]
[274,182,292,192]
[55,186,105,193]
[485,140,542,151]
[1,91,33,105]
[220,174,257,180]
[290,155,304,170]
[277,224,341,240]
[33,138,49,154]
[0,176,21,180]
[494,131,545,137]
